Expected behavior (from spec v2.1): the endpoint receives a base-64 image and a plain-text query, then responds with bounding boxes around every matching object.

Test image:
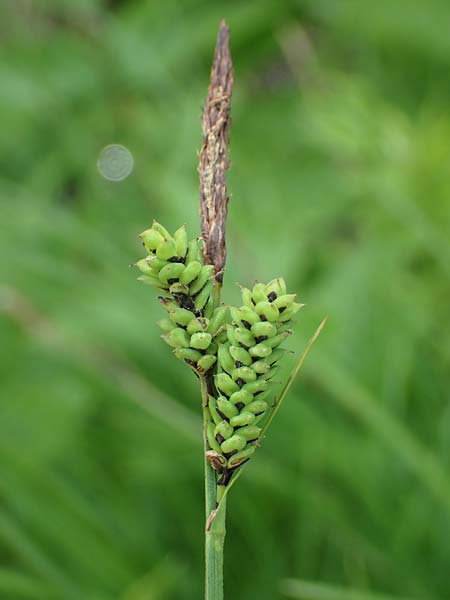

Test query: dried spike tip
[199,20,233,284]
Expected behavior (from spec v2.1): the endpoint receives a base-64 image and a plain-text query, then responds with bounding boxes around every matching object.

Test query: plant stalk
[201,378,226,600]
[204,452,226,600]
[199,20,232,599]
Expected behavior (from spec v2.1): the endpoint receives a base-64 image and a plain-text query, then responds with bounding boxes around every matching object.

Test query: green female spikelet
[136,228,303,489]
[207,278,302,487]
[135,221,227,375]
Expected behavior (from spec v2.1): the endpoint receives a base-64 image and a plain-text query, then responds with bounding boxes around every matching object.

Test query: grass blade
[260,316,328,438]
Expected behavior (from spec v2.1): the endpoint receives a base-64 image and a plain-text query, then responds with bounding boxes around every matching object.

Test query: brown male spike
[199,20,233,286]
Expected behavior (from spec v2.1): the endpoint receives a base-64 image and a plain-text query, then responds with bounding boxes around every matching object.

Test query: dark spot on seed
[279,306,286,313]
[260,315,267,321]
[215,434,225,444]
[176,294,194,310]
[268,291,277,302]
[235,361,243,368]
[217,469,234,486]
[167,278,178,285]
[242,320,252,330]
[184,359,197,367]
[216,409,229,422]
[205,377,215,396]
[235,402,245,410]
[223,450,237,459]
[236,378,245,387]
[255,336,268,343]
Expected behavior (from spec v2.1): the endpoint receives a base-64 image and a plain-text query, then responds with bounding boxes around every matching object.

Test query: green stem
[205,491,226,600]
[201,377,226,600]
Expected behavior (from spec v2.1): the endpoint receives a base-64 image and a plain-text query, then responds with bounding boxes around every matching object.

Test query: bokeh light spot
[97,144,134,181]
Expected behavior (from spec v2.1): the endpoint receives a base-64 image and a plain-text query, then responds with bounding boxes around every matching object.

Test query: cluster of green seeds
[135,221,227,376]
[206,279,302,484]
[135,222,302,487]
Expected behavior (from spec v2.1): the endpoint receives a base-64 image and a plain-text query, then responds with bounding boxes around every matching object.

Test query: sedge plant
[133,21,325,600]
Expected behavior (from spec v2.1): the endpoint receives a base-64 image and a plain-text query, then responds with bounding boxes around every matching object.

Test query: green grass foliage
[0,1,449,598]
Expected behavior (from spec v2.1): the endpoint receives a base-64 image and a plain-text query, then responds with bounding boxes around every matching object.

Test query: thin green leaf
[260,316,328,438]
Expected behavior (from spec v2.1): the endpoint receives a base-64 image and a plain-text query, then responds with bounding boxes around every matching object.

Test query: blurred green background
[1,1,450,599]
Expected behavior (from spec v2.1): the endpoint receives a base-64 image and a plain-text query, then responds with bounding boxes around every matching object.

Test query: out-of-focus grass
[1,1,449,599]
